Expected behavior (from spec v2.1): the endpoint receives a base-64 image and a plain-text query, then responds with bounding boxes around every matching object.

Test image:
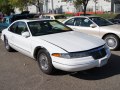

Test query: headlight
[69,52,89,58]
[52,52,89,59]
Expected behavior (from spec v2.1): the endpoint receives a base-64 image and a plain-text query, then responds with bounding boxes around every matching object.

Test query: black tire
[4,36,13,52]
[37,49,55,75]
[104,34,120,50]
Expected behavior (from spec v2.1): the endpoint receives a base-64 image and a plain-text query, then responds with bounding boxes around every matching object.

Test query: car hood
[37,31,105,52]
[100,24,120,32]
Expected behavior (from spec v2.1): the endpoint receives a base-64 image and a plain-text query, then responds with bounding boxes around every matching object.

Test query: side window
[6,18,10,24]
[28,22,42,36]
[41,16,46,19]
[46,16,51,19]
[65,18,75,26]
[9,22,18,33]
[80,18,93,27]
[15,22,28,35]
[74,18,83,26]
[3,18,6,23]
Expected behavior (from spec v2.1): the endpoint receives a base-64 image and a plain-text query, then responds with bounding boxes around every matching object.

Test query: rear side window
[9,22,18,33]
[42,16,51,19]
[54,15,66,19]
[46,16,51,19]
[9,22,28,35]
[65,18,75,26]
[3,18,7,23]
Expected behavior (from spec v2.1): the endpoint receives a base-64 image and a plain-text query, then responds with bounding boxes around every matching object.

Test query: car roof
[43,14,65,16]
[71,16,99,18]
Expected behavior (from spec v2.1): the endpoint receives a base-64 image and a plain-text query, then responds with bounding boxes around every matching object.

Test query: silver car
[63,16,120,50]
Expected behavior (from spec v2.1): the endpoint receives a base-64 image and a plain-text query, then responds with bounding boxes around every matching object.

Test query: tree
[74,0,82,11]
[28,0,44,13]
[9,0,30,11]
[0,0,14,15]
[9,0,44,13]
[93,0,98,14]
[74,0,89,15]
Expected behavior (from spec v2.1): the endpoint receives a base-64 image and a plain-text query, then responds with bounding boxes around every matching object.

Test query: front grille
[69,45,107,59]
[90,48,106,59]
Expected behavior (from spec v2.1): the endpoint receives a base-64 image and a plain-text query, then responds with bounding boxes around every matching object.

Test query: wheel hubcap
[39,53,48,70]
[106,37,117,49]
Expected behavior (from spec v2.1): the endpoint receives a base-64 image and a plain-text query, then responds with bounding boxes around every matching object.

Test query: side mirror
[90,24,97,28]
[21,31,30,38]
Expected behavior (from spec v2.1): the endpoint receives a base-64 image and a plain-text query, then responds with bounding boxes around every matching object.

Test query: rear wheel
[104,34,120,50]
[37,49,55,75]
[4,36,13,52]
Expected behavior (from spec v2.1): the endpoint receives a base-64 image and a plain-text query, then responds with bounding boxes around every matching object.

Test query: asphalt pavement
[0,34,120,90]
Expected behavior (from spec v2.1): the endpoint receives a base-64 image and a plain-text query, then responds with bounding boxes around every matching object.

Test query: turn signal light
[52,53,61,57]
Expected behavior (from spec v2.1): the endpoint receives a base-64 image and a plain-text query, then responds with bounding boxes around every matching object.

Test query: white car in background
[63,16,120,50]
[1,19,111,75]
[41,14,67,22]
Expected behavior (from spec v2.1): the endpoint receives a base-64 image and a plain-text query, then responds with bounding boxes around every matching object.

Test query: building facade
[87,0,111,12]
[15,0,120,14]
[43,0,112,13]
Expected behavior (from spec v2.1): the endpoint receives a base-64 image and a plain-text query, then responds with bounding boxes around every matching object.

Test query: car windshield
[28,20,72,36]
[54,15,67,19]
[89,17,113,26]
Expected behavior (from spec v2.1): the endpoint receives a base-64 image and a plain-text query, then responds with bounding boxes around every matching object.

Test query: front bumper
[52,49,111,72]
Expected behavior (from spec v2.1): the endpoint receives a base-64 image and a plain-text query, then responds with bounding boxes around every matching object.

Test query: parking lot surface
[0,34,120,90]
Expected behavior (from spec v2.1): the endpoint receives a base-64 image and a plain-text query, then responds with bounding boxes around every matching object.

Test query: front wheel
[37,49,55,75]
[104,35,120,50]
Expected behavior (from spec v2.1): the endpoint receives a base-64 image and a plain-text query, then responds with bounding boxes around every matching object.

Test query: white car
[40,14,67,22]
[1,19,111,75]
[63,16,120,50]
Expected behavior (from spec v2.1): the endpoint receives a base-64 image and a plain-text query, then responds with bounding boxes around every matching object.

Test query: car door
[11,21,32,56]
[65,17,100,38]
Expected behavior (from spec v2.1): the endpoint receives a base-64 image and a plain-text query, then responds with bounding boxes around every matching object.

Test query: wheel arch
[3,35,6,41]
[33,46,48,60]
[102,33,120,39]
